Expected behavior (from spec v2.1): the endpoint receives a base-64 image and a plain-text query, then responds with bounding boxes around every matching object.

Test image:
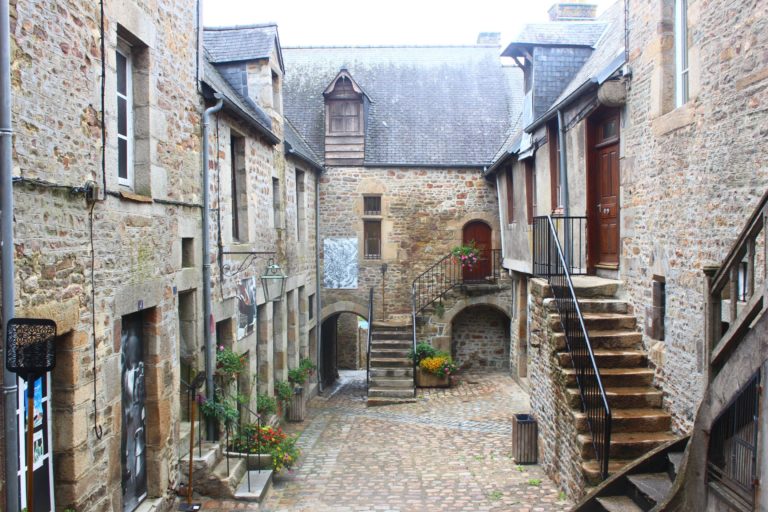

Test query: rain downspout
[315,170,323,393]
[202,95,224,440]
[0,0,19,509]
[557,110,571,266]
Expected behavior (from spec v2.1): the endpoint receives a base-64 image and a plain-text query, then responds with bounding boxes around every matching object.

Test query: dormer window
[323,70,369,166]
[329,100,361,134]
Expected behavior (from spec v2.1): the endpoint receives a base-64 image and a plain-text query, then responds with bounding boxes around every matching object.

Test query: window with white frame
[674,0,689,107]
[116,40,134,187]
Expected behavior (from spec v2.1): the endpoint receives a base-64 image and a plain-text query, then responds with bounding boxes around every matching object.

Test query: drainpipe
[0,0,19,509]
[202,95,224,440]
[315,171,323,393]
[557,110,571,267]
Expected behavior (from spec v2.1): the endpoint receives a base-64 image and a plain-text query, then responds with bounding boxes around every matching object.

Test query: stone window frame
[272,177,282,229]
[229,131,249,242]
[674,0,689,108]
[295,169,306,241]
[361,193,383,260]
[547,122,563,213]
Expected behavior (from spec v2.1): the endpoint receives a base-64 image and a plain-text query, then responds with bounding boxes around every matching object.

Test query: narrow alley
[200,371,571,511]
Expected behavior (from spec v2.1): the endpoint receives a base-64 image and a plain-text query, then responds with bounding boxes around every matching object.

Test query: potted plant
[450,242,480,271]
[274,380,293,417]
[215,345,246,381]
[200,390,239,435]
[228,424,300,474]
[416,352,457,388]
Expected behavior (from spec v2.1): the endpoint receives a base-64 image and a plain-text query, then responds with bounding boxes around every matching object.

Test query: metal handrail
[366,287,373,392]
[412,248,503,316]
[533,215,612,480]
[411,286,418,394]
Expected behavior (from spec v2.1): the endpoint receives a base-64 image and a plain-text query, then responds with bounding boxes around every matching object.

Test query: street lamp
[261,259,287,302]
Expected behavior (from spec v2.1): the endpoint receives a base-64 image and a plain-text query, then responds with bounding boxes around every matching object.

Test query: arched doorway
[319,301,369,388]
[451,305,510,370]
[462,221,492,282]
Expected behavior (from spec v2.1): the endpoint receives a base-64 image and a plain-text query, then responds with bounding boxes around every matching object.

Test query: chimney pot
[477,32,501,46]
[548,2,598,21]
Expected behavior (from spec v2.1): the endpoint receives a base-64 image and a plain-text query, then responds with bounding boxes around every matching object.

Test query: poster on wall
[237,276,257,339]
[17,374,55,512]
[324,238,358,289]
[121,313,147,512]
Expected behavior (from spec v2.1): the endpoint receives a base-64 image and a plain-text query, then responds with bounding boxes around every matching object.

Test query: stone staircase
[572,436,689,511]
[548,277,675,485]
[367,322,416,406]
[178,420,273,502]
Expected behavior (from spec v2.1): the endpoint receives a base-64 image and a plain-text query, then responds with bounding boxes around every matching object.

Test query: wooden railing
[705,190,767,375]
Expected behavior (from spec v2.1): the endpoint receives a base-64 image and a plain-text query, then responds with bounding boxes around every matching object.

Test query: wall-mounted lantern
[261,259,287,302]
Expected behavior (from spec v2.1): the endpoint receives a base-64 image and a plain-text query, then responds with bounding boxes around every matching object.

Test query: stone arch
[321,300,368,322]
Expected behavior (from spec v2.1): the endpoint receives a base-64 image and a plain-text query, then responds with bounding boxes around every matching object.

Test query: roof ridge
[283,44,498,49]
[204,23,277,31]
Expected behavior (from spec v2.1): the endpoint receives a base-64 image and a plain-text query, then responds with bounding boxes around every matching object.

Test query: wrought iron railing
[533,215,587,278]
[705,190,767,374]
[366,287,374,391]
[411,288,418,392]
[533,215,612,480]
[707,371,760,510]
[412,248,503,315]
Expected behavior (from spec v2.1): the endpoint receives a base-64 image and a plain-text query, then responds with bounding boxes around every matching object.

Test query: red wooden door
[462,221,491,282]
[596,139,620,266]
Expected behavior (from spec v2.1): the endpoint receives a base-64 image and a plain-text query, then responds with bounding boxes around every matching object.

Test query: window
[525,160,536,224]
[272,178,281,229]
[271,70,282,114]
[364,221,381,259]
[116,41,133,187]
[230,135,248,241]
[363,196,381,216]
[181,238,194,268]
[296,170,305,240]
[329,101,361,134]
[308,293,314,320]
[547,122,563,211]
[674,0,689,107]
[505,166,515,223]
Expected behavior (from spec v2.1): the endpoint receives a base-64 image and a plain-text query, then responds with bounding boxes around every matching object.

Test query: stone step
[371,331,412,341]
[368,387,415,399]
[558,349,647,368]
[179,441,220,471]
[571,276,622,298]
[581,459,635,486]
[370,368,414,378]
[188,454,247,498]
[234,470,273,502]
[563,367,654,388]
[370,339,412,348]
[370,348,411,358]
[370,357,412,368]
[595,496,643,512]
[366,396,418,407]
[575,298,629,314]
[574,408,671,434]
[567,386,663,409]
[554,330,643,351]
[627,472,673,506]
[550,313,637,333]
[578,431,677,459]
[370,377,414,388]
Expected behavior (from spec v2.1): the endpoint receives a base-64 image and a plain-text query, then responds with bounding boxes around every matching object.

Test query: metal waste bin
[287,386,306,422]
[511,413,538,464]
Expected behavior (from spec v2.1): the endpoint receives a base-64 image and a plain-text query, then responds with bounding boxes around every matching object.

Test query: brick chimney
[548,2,598,21]
[477,32,501,46]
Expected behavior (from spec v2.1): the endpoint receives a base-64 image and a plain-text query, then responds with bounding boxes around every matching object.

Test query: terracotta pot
[416,367,450,388]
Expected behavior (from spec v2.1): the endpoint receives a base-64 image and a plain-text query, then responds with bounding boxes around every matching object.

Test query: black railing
[412,248,504,315]
[366,287,374,391]
[707,371,760,509]
[533,215,587,278]
[411,288,418,393]
[533,215,612,480]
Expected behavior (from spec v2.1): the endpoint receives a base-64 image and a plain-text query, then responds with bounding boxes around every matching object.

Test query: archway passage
[319,310,369,387]
[462,221,492,282]
[451,305,510,370]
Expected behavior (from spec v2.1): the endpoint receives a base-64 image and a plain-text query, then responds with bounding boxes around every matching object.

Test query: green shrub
[274,380,294,409]
[409,341,438,364]
[256,394,277,417]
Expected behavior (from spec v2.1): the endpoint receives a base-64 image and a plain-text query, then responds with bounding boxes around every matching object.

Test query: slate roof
[503,21,607,51]
[282,46,523,167]
[204,24,284,72]
[284,118,323,172]
[201,51,278,142]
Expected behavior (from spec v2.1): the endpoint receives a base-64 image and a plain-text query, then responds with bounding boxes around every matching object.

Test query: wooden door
[462,221,492,282]
[590,112,620,268]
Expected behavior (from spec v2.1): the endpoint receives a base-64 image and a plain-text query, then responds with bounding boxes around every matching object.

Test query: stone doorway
[451,305,510,370]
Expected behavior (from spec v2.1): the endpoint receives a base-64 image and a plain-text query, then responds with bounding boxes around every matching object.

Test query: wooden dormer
[323,69,369,166]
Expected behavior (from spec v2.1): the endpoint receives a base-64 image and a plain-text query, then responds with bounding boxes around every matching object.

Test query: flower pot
[223,450,273,470]
[287,386,306,422]
[415,367,450,388]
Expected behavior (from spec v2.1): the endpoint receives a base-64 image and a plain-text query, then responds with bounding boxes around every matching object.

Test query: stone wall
[319,166,500,322]
[451,305,510,369]
[527,279,585,498]
[622,0,768,432]
[336,313,361,370]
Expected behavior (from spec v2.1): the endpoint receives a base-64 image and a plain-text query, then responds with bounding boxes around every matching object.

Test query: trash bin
[287,386,305,422]
[511,413,538,464]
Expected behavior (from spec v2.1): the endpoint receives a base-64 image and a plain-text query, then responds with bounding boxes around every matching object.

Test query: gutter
[202,95,224,440]
[526,79,598,133]
[286,146,323,174]
[0,0,19,508]
[314,166,323,393]
[219,95,279,145]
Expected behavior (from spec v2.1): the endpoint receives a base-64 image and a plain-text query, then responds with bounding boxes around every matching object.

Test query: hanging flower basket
[450,243,480,271]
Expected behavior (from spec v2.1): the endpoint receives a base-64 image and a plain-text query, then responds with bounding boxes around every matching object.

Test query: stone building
[487,0,768,506]
[0,6,320,512]
[282,42,523,391]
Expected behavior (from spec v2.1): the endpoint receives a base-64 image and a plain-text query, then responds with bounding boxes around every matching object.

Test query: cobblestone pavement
[200,370,572,511]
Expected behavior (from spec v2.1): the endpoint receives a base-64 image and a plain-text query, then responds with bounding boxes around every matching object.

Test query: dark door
[320,316,338,388]
[121,312,147,512]
[591,112,620,267]
[462,221,492,282]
